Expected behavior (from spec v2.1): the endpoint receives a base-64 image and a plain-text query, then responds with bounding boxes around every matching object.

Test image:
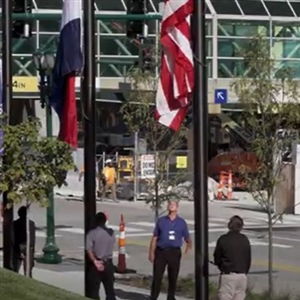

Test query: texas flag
[50,0,83,148]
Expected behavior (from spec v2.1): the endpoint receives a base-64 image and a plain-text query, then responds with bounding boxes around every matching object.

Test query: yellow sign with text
[176,156,187,169]
[12,76,39,93]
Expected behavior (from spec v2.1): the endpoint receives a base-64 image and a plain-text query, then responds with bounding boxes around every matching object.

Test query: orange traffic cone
[117,214,127,273]
[227,171,233,200]
[216,173,224,200]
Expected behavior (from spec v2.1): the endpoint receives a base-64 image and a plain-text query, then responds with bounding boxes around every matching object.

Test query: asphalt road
[1,199,300,296]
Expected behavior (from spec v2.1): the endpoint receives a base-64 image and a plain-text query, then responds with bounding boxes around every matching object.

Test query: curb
[55,195,128,204]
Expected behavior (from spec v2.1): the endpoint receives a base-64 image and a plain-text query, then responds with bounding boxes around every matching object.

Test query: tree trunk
[26,202,30,277]
[267,209,274,297]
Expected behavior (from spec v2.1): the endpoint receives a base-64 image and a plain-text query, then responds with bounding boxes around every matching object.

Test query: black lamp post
[32,52,62,264]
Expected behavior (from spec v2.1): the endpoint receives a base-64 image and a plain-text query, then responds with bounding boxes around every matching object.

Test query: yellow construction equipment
[117,156,134,183]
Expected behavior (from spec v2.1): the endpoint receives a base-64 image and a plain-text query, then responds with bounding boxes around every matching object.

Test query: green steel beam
[96,59,136,65]
[10,13,161,21]
[32,50,137,65]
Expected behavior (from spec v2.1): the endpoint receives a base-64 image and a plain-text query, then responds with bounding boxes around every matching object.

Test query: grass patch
[0,268,88,300]
[116,275,216,298]
[116,275,300,300]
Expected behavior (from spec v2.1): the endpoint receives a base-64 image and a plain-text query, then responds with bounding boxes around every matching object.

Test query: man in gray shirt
[85,212,116,300]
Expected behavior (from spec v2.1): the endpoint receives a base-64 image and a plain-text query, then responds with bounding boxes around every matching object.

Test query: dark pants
[86,260,116,300]
[150,247,182,300]
[13,245,34,278]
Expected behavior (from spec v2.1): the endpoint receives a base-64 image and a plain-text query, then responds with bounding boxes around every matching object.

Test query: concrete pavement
[0,258,189,300]
[31,267,190,300]
[1,197,300,296]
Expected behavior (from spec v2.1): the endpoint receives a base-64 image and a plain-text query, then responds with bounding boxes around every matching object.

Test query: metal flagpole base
[37,243,62,264]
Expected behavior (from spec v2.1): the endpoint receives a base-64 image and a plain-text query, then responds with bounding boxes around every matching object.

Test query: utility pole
[82,0,96,297]
[2,0,14,270]
[192,0,209,299]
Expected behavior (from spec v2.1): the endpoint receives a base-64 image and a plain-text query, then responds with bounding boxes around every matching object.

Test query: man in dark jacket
[13,206,36,277]
[214,215,251,300]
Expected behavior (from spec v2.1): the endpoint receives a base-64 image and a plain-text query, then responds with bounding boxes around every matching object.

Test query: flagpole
[82,0,96,297]
[1,0,14,271]
[192,0,209,299]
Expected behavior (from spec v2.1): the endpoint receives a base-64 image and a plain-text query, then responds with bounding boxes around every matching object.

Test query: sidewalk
[210,192,300,226]
[32,267,191,300]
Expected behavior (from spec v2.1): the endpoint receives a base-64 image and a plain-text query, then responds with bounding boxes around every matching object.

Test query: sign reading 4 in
[11,77,39,93]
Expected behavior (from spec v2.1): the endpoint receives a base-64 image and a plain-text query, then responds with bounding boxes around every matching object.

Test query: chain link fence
[133,150,193,201]
[93,150,192,201]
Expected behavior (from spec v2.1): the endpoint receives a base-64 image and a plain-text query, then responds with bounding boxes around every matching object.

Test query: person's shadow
[115,288,150,300]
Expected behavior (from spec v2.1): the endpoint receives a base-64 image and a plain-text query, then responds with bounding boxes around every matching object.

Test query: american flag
[155,0,194,131]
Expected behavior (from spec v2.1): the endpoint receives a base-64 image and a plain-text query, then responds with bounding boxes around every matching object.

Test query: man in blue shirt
[148,200,192,300]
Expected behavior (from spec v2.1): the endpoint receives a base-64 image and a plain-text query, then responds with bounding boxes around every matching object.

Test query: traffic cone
[227,171,233,200]
[117,214,127,273]
[216,172,224,200]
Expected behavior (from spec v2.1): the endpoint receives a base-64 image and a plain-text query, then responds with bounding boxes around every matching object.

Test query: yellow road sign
[12,76,39,93]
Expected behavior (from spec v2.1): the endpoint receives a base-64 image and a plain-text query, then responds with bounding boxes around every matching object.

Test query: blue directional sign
[214,89,228,104]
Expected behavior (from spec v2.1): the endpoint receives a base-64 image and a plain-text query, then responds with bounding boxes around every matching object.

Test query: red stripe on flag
[155,0,194,131]
[58,74,78,149]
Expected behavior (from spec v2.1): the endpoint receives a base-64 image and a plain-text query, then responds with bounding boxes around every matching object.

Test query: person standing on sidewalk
[148,200,192,300]
[85,212,116,300]
[213,215,251,300]
[13,206,36,278]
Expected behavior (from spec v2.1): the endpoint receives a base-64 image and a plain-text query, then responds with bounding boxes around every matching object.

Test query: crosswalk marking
[209,217,229,223]
[244,221,265,226]
[186,219,225,227]
[208,239,293,249]
[128,222,154,228]
[57,228,84,234]
[107,225,144,232]
[0,250,130,259]
[57,226,144,235]
[36,232,62,238]
[21,216,299,241]
[130,219,226,228]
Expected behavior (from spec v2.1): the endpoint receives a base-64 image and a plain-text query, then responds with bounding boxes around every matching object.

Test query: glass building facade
[0,0,300,136]
[2,0,300,79]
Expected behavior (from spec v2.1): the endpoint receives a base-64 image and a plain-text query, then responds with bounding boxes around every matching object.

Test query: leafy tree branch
[121,67,188,217]
[0,117,75,207]
[231,36,300,296]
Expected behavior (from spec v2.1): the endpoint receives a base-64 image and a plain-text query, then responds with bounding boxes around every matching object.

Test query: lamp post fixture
[33,52,62,264]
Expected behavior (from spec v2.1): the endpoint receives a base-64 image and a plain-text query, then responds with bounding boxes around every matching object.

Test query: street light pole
[33,53,61,264]
[2,0,14,271]
[192,0,209,299]
[83,0,96,296]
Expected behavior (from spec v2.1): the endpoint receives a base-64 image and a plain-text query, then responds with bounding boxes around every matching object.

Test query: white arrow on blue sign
[214,89,228,104]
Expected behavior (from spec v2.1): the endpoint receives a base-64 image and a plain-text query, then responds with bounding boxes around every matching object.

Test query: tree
[121,67,188,218]
[0,117,74,276]
[231,36,300,296]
